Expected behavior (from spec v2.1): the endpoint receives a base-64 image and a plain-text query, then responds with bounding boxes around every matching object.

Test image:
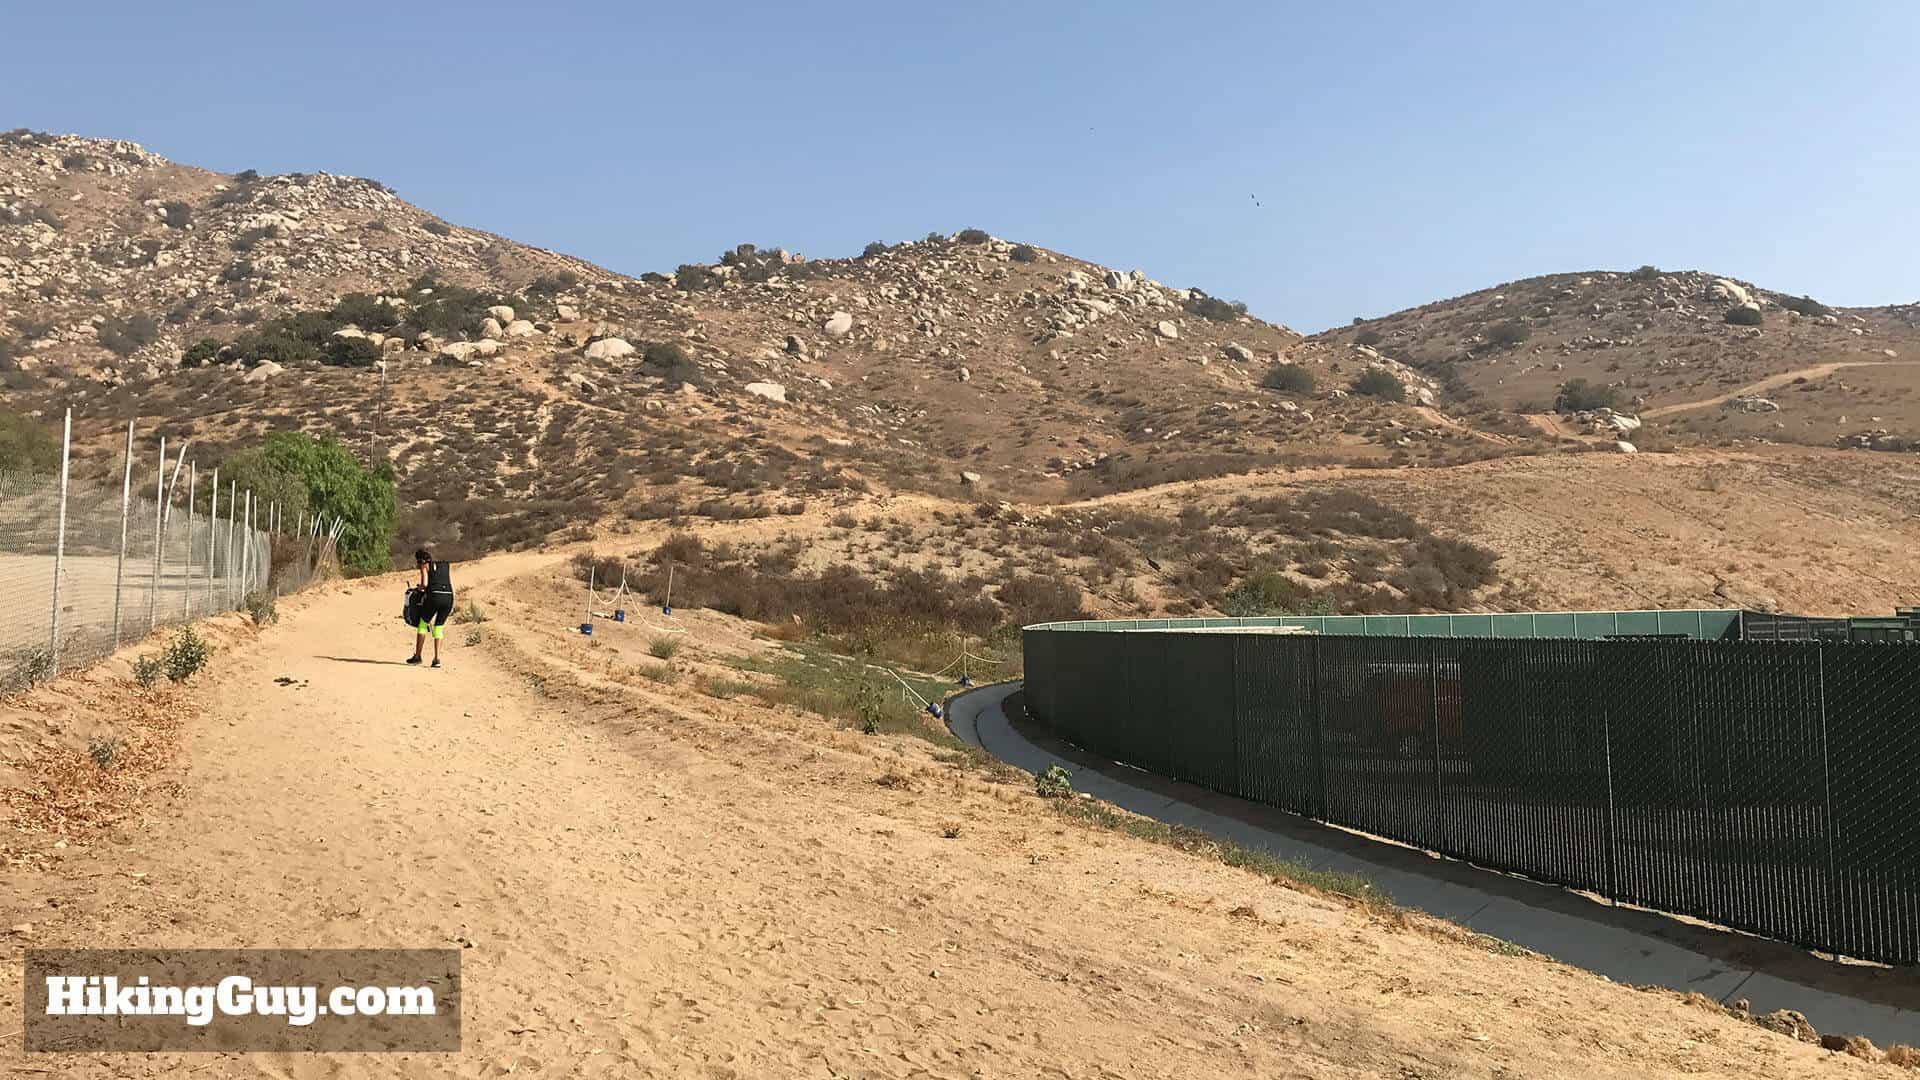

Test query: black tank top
[426,560,454,594]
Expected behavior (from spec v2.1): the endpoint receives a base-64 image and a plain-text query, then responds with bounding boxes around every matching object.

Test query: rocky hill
[3,131,1537,560]
[1309,268,1920,452]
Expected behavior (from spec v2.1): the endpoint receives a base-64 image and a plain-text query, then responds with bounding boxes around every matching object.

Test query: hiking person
[408,548,456,668]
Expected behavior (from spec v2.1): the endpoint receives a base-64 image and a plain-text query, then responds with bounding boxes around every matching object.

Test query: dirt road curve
[1,555,1898,1077]
[1643,360,1917,419]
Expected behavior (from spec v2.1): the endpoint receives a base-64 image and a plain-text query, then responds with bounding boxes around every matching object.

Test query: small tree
[956,228,991,244]
[862,241,888,258]
[1554,378,1619,413]
[1262,364,1315,394]
[1351,368,1406,402]
[674,264,717,291]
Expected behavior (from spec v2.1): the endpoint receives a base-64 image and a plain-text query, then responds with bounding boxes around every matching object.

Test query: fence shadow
[1002,690,1920,1014]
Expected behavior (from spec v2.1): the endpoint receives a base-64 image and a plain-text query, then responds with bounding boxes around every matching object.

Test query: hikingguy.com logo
[24,949,460,1052]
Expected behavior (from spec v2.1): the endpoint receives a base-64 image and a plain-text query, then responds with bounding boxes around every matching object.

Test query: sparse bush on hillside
[422,219,453,236]
[956,228,991,244]
[1724,305,1763,326]
[1262,364,1315,394]
[161,626,210,682]
[525,271,580,297]
[221,432,395,573]
[235,169,261,183]
[97,314,161,356]
[1222,570,1312,617]
[365,219,390,232]
[1354,328,1384,346]
[0,408,60,473]
[1486,319,1531,347]
[0,203,64,230]
[996,574,1086,628]
[1628,264,1661,282]
[61,152,93,171]
[924,231,946,243]
[222,259,256,283]
[642,342,701,387]
[1009,244,1039,262]
[331,292,403,332]
[674,263,718,291]
[399,278,519,338]
[1781,294,1831,317]
[1554,378,1619,413]
[862,241,888,258]
[1351,368,1406,401]
[323,335,382,368]
[1184,294,1249,322]
[160,201,194,229]
[180,339,223,368]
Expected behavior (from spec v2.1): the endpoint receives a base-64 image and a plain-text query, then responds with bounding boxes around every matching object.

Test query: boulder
[242,361,284,384]
[1708,278,1752,305]
[556,304,579,320]
[960,471,984,486]
[1414,387,1437,408]
[958,366,971,382]
[785,334,808,356]
[823,311,854,337]
[1615,440,1638,454]
[1105,269,1130,290]
[487,305,516,324]
[505,319,538,338]
[583,337,636,361]
[439,342,479,362]
[744,381,787,404]
[480,318,504,339]
[471,340,502,358]
[1155,320,1179,340]
[1730,396,1780,413]
[1223,343,1254,363]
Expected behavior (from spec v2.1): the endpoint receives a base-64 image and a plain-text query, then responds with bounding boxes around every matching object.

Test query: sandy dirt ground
[0,551,1910,1078]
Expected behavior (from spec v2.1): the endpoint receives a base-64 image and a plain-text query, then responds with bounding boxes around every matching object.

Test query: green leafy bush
[132,654,164,689]
[1222,571,1312,616]
[3,647,53,694]
[323,335,382,368]
[221,432,395,572]
[1262,364,1314,394]
[88,736,123,770]
[642,342,701,387]
[1184,294,1248,322]
[0,408,61,472]
[525,271,580,297]
[1350,368,1406,401]
[1628,264,1661,281]
[956,228,990,244]
[1724,305,1763,326]
[161,627,211,682]
[1554,378,1619,413]
[180,339,224,368]
[1036,764,1074,799]
[1781,294,1831,317]
[674,264,718,291]
[422,219,452,236]
[862,241,888,258]
[648,636,681,660]
[1009,244,1039,262]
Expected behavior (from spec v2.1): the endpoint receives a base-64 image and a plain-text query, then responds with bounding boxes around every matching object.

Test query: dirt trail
[1,554,1903,1077]
[1644,360,1916,418]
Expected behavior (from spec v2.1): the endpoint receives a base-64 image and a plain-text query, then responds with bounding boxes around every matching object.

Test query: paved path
[947,681,1920,1048]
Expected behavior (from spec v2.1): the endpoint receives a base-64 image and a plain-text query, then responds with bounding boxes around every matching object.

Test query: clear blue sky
[7,2,1916,331]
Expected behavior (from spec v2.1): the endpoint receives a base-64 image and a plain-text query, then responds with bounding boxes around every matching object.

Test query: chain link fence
[1025,626,1920,964]
[2,413,344,692]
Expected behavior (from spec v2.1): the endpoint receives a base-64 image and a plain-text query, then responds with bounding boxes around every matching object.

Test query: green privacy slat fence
[1023,627,1920,964]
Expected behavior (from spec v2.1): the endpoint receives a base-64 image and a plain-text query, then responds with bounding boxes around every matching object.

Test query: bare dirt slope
[0,555,1905,1078]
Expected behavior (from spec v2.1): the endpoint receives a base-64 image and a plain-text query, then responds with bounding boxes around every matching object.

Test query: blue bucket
[579,622,594,636]
[662,605,673,616]
[613,610,626,622]
[925,702,943,719]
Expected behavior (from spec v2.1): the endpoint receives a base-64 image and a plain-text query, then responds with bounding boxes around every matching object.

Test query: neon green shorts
[417,621,444,639]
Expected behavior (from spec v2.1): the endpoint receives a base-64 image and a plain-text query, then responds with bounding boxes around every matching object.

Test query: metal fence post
[241,491,252,601]
[150,437,164,633]
[184,464,195,620]
[1816,645,1839,949]
[226,481,236,609]
[47,409,72,675]
[1429,639,1443,848]
[1309,635,1327,818]
[206,468,218,613]
[111,420,133,651]
[1597,642,1619,901]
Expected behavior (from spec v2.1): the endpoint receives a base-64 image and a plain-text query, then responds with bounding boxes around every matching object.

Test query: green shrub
[1724,305,1763,326]
[862,241,888,258]
[161,201,194,229]
[1184,294,1248,322]
[1036,764,1074,799]
[246,591,279,625]
[97,314,161,357]
[1354,328,1383,346]
[330,292,402,331]
[180,339,224,368]
[3,647,53,694]
[323,335,382,368]
[674,264,718,291]
[88,736,123,770]
[642,342,701,387]
[1222,571,1312,616]
[161,627,211,682]
[422,219,452,236]
[1262,364,1315,394]
[220,432,395,573]
[1009,244,1039,262]
[1486,319,1531,347]
[648,636,681,660]
[132,654,164,689]
[0,408,61,473]
[1781,294,1830,317]
[1554,378,1619,413]
[1350,368,1406,401]
[1628,264,1661,281]
[956,228,990,244]
[525,271,580,297]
